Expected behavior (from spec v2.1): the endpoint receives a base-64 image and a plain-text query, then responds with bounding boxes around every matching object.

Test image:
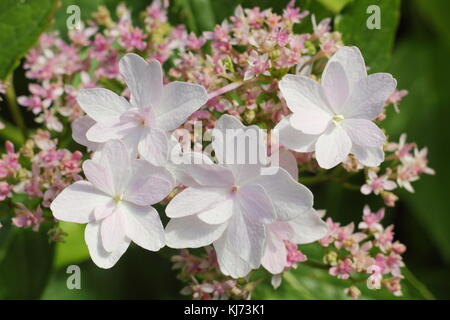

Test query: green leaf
[335,0,401,72]
[0,0,58,80]
[0,225,55,299]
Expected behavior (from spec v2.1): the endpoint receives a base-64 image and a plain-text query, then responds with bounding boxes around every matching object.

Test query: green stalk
[5,74,27,139]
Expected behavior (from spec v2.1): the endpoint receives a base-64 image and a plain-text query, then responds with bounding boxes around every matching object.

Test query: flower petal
[226,207,266,268]
[290,108,331,135]
[95,140,131,195]
[275,116,319,153]
[119,53,163,109]
[252,168,313,221]
[279,74,333,114]
[155,82,208,131]
[166,187,229,218]
[85,221,131,269]
[165,215,228,248]
[288,208,329,244]
[327,46,367,90]
[213,233,252,278]
[100,209,127,252]
[167,150,214,187]
[261,230,287,274]
[269,147,298,180]
[315,125,352,169]
[343,118,386,148]
[50,181,110,223]
[342,73,397,120]
[123,159,174,206]
[71,115,102,151]
[189,163,235,187]
[197,198,235,225]
[77,88,130,122]
[82,160,114,196]
[321,61,350,114]
[86,120,138,143]
[237,184,275,224]
[351,144,384,167]
[123,202,165,251]
[138,127,169,166]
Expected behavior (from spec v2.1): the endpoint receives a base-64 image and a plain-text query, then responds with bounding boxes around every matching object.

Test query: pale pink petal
[270,148,298,180]
[342,73,397,120]
[351,144,384,167]
[384,180,397,191]
[226,207,266,268]
[119,53,163,108]
[86,120,138,143]
[77,88,130,122]
[261,230,287,274]
[100,210,127,252]
[322,61,350,114]
[343,119,386,148]
[315,125,352,169]
[167,151,214,187]
[123,159,174,206]
[237,184,275,224]
[213,232,252,278]
[155,82,208,131]
[138,127,169,166]
[288,208,329,244]
[96,140,131,195]
[279,74,333,114]
[50,181,110,223]
[165,187,229,218]
[85,221,131,269]
[275,116,319,153]
[71,116,102,151]
[165,215,228,248]
[189,163,235,187]
[82,160,115,196]
[327,46,367,90]
[252,168,313,221]
[290,108,331,134]
[197,198,235,225]
[123,202,165,251]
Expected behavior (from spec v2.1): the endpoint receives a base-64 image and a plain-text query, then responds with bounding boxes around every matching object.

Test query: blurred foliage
[0,0,450,299]
[0,0,58,80]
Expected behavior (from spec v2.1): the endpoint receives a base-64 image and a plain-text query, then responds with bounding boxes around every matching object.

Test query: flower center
[230,185,239,193]
[333,114,345,123]
[114,194,122,203]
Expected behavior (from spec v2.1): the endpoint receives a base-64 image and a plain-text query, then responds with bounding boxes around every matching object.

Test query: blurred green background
[0,0,449,299]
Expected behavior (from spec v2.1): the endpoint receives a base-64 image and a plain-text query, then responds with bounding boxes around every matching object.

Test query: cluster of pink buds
[320,205,406,299]
[357,134,434,207]
[0,131,82,236]
[172,247,251,300]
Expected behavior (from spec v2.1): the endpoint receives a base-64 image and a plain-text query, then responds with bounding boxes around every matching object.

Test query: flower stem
[5,75,27,139]
[207,81,244,101]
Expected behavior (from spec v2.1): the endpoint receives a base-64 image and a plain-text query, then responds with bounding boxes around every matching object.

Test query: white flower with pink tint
[276,46,397,169]
[50,140,174,268]
[77,53,208,165]
[360,170,396,195]
[165,115,321,278]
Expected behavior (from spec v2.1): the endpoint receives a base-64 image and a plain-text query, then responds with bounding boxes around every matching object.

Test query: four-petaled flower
[276,46,397,169]
[77,53,208,165]
[50,140,174,268]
